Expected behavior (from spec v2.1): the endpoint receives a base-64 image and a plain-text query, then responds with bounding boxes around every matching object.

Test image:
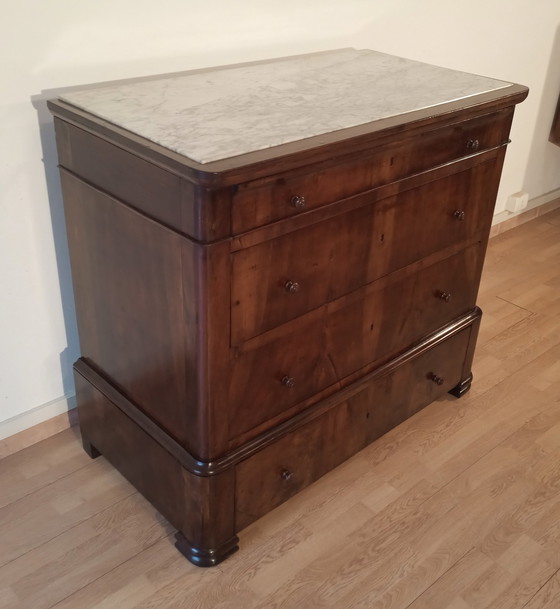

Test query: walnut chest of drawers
[48,49,528,566]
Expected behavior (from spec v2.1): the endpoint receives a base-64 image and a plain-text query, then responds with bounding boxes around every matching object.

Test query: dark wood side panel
[75,370,237,566]
[75,369,187,531]
[235,325,472,530]
[61,170,198,451]
[54,119,232,241]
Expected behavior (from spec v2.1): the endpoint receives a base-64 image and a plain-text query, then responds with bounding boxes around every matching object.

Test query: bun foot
[449,372,473,398]
[175,532,239,567]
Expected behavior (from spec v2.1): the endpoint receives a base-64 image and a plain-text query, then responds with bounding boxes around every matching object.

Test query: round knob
[452,210,466,221]
[466,139,480,151]
[281,469,294,481]
[437,291,452,303]
[284,280,300,294]
[291,195,306,208]
[281,375,296,388]
[430,374,444,386]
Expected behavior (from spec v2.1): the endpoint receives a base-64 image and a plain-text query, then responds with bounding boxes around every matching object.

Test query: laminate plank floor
[2,209,560,609]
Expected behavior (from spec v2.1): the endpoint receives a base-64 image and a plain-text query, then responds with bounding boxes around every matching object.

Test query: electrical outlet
[506,191,529,213]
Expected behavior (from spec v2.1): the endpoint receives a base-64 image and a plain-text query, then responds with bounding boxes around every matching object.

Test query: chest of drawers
[48,49,527,566]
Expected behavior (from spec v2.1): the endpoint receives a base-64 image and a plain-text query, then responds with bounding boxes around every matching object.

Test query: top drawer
[232,108,513,233]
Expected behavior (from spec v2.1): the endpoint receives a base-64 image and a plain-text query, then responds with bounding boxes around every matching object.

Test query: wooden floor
[3,209,560,609]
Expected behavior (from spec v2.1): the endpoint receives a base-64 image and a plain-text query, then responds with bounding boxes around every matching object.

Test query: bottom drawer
[234,323,472,530]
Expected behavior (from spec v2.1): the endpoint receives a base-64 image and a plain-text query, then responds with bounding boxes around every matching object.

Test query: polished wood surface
[2,210,560,607]
[228,251,484,440]
[49,62,526,565]
[231,161,496,342]
[231,107,513,232]
[61,170,196,450]
[234,325,473,530]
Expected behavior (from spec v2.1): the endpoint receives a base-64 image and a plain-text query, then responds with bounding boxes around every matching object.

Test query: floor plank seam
[400,545,477,609]
[431,421,529,507]
[519,565,560,609]
[47,531,176,609]
[0,459,95,511]
[494,295,536,315]
[0,488,138,572]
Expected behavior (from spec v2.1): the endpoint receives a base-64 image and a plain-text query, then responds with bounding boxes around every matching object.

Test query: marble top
[60,48,511,165]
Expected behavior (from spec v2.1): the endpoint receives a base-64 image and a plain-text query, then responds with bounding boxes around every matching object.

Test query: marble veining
[60,49,511,164]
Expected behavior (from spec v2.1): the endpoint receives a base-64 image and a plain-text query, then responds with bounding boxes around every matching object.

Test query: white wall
[1,0,560,436]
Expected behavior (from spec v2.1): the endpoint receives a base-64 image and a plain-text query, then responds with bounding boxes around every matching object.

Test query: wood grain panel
[232,108,513,232]
[61,170,195,449]
[75,370,238,566]
[232,160,496,342]
[229,244,483,439]
[235,327,471,529]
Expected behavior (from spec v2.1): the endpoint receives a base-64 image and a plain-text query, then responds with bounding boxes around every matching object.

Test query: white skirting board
[492,188,560,227]
[0,395,76,441]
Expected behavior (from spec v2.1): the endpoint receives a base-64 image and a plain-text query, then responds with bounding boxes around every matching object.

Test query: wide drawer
[228,243,483,440]
[231,108,513,233]
[234,324,472,530]
[232,160,496,343]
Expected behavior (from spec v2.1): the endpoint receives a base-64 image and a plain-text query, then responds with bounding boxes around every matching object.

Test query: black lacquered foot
[175,531,239,567]
[449,372,473,398]
[81,434,101,459]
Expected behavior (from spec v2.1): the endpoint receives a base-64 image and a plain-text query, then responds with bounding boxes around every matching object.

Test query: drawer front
[234,325,472,530]
[232,108,513,233]
[228,244,483,439]
[232,161,495,343]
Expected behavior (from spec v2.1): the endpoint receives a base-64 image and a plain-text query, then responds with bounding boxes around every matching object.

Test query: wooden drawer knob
[290,195,306,208]
[452,210,466,221]
[284,280,300,294]
[466,138,480,151]
[430,374,445,386]
[281,375,296,388]
[281,469,294,481]
[437,291,452,303]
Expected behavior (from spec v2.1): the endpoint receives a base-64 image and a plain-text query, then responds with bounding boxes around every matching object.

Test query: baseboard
[0,395,78,459]
[490,189,560,238]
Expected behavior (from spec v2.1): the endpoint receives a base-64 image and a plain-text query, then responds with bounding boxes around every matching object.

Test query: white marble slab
[60,49,511,164]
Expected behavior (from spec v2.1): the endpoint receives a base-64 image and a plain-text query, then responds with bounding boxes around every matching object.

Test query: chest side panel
[60,170,202,452]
